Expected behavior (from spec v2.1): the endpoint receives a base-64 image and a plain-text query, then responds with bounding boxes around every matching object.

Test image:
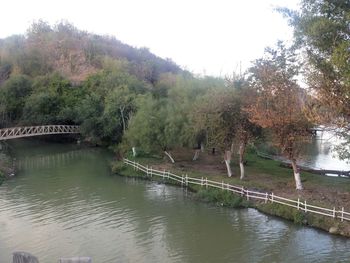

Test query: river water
[0,140,349,263]
[299,131,350,171]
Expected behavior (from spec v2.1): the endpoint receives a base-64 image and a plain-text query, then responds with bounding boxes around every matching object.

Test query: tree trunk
[291,159,303,190]
[239,142,245,180]
[224,150,232,177]
[193,149,200,161]
[164,151,175,163]
[200,142,205,152]
[120,106,126,133]
[132,147,137,157]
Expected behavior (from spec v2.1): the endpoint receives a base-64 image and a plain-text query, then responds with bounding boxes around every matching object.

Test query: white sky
[0,0,300,76]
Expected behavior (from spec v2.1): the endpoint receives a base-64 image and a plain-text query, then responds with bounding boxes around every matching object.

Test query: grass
[195,187,248,208]
[116,150,350,194]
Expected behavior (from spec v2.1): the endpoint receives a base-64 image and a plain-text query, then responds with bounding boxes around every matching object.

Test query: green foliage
[280,0,350,160]
[259,202,306,225]
[111,161,127,174]
[123,75,202,156]
[0,75,32,124]
[76,69,142,143]
[21,74,79,125]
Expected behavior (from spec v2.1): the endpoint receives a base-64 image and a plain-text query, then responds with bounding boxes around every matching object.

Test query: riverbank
[112,148,350,237]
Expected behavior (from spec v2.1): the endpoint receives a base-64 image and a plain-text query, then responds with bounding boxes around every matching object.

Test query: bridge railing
[0,125,80,140]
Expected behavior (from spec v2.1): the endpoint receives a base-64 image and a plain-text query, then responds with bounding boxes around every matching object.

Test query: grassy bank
[112,160,249,209]
[112,150,350,237]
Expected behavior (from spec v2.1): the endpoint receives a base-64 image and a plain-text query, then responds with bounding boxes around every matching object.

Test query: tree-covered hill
[0,20,181,84]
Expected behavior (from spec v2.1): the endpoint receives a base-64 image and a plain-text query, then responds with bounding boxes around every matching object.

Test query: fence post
[241,186,244,196]
[333,207,336,218]
[150,167,152,177]
[246,190,249,200]
[146,165,149,176]
[185,174,188,186]
[167,171,170,179]
[305,200,307,213]
[222,181,224,190]
[163,169,165,179]
[265,192,268,203]
[271,192,274,203]
[205,177,208,189]
[182,175,184,186]
[201,177,204,186]
[297,198,300,210]
[341,207,344,222]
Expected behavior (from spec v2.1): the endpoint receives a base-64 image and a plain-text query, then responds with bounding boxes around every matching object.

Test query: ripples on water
[0,140,349,263]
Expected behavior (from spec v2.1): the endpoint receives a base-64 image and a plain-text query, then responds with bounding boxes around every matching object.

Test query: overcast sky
[0,0,300,76]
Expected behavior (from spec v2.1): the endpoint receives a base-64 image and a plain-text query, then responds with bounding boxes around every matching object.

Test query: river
[0,140,349,263]
[299,130,350,171]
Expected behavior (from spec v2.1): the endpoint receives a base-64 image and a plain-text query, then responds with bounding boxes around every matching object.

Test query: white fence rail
[124,158,350,222]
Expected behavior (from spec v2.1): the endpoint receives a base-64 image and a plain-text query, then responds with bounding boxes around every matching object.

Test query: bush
[258,202,306,224]
[196,188,244,208]
[111,161,126,174]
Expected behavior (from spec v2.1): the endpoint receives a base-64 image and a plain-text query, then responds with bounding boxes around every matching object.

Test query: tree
[192,82,259,179]
[21,74,80,125]
[226,77,261,180]
[0,75,32,124]
[124,95,172,160]
[71,67,146,144]
[192,88,235,177]
[280,0,350,159]
[101,85,136,144]
[124,81,194,162]
[246,44,313,190]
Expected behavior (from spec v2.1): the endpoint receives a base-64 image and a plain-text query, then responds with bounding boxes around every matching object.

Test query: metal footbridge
[0,125,80,141]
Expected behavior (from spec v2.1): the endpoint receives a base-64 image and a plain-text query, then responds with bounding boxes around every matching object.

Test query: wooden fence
[124,158,350,222]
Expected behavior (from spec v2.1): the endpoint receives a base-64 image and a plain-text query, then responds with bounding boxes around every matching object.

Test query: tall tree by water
[281,0,350,160]
[246,44,313,190]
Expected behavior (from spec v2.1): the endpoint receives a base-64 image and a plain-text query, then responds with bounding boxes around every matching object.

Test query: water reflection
[300,131,350,170]
[16,149,98,170]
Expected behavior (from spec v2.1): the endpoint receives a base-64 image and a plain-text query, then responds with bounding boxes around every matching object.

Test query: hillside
[0,21,181,84]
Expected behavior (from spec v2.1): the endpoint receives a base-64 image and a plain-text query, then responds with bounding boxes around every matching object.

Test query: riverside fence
[124,158,350,222]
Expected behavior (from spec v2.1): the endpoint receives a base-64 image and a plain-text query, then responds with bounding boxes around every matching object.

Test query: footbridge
[0,125,80,141]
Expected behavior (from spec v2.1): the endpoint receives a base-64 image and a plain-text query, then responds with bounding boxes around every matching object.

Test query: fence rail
[124,158,350,222]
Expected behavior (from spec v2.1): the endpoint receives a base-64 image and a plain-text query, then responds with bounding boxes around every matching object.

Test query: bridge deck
[0,125,80,141]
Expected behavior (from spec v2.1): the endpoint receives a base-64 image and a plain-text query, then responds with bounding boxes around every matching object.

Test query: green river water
[0,140,349,263]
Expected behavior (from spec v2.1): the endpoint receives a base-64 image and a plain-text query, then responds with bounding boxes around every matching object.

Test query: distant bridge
[0,125,80,141]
